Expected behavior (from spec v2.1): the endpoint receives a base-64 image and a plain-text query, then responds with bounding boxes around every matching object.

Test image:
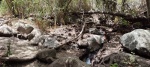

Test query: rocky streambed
[0,17,150,67]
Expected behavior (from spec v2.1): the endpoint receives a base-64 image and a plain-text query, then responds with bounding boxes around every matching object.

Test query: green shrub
[110,63,118,67]
[0,0,8,16]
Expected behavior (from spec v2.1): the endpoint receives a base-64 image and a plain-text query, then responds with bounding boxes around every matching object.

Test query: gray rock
[94,52,150,67]
[91,14,100,24]
[27,33,35,41]
[17,26,34,34]
[29,28,41,42]
[30,35,43,45]
[89,28,102,35]
[30,35,60,48]
[0,24,17,34]
[49,57,90,67]
[120,29,150,57]
[37,49,57,63]
[78,34,105,52]
[30,28,41,36]
[0,19,10,26]
[0,37,38,62]
[43,37,60,48]
[15,21,34,34]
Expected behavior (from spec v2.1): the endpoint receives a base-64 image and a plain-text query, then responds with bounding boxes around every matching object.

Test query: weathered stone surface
[120,29,150,57]
[78,34,105,52]
[30,35,60,48]
[56,49,86,59]
[93,52,150,67]
[43,37,60,48]
[0,24,17,34]
[13,21,34,34]
[91,14,100,24]
[0,37,38,62]
[29,28,42,42]
[30,28,41,37]
[49,57,90,67]
[37,49,57,63]
[89,28,105,35]
[29,35,44,45]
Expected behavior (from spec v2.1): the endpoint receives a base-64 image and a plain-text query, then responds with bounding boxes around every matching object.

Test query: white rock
[43,37,60,48]
[0,24,17,34]
[120,29,150,57]
[78,34,105,52]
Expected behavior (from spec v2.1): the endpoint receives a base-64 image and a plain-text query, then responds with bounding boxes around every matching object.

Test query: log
[70,11,149,23]
[70,11,150,27]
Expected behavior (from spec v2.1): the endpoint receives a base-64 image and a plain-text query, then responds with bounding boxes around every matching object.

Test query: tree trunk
[5,0,18,17]
[146,0,150,18]
[121,0,126,12]
[146,0,150,27]
[0,0,2,4]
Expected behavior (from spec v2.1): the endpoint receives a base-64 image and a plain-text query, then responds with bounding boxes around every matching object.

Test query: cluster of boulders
[92,29,150,67]
[0,18,106,67]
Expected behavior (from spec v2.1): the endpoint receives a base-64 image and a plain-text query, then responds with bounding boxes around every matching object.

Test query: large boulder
[0,37,38,62]
[78,34,105,52]
[92,52,150,67]
[120,29,150,57]
[11,19,42,40]
[37,49,57,63]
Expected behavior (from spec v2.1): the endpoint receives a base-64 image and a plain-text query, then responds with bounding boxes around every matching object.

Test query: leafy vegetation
[0,0,8,16]
[110,63,118,67]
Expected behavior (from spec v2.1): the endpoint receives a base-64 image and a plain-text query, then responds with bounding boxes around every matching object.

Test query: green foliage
[110,63,118,67]
[129,54,135,64]
[4,0,54,18]
[6,39,12,57]
[1,0,142,27]
[3,0,93,17]
[0,0,8,16]
[122,54,136,65]
[95,0,103,10]
[121,18,129,25]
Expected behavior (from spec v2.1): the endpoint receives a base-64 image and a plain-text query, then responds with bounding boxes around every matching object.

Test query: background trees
[0,0,149,27]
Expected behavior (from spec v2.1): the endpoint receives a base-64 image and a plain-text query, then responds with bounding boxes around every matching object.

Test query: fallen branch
[71,11,149,23]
